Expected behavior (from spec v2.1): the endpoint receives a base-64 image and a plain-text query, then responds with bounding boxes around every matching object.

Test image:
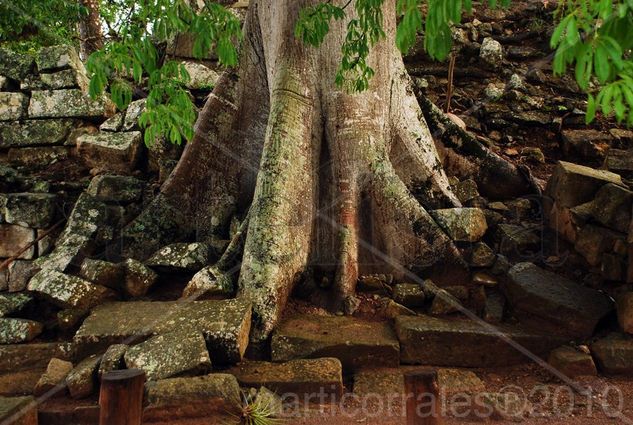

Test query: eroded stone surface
[66,355,100,399]
[36,45,82,72]
[396,314,565,367]
[0,318,43,344]
[591,333,633,375]
[121,259,157,297]
[79,259,123,289]
[74,299,251,363]
[0,293,32,317]
[505,262,613,338]
[548,346,596,377]
[545,161,623,208]
[0,48,34,80]
[27,269,115,310]
[3,193,57,228]
[0,93,28,121]
[98,344,127,377]
[124,331,211,381]
[271,315,400,370]
[34,358,73,396]
[0,343,73,373]
[431,208,488,242]
[0,119,76,148]
[76,131,142,173]
[86,175,143,203]
[146,242,214,272]
[0,224,36,259]
[28,90,113,119]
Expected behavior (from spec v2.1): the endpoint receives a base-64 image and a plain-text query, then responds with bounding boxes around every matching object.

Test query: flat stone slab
[0,318,43,344]
[0,119,76,148]
[271,315,400,370]
[74,299,251,364]
[396,314,566,367]
[3,193,57,228]
[229,358,343,397]
[146,242,215,272]
[505,262,613,338]
[125,331,212,381]
[144,374,241,421]
[77,131,142,173]
[0,93,28,121]
[28,89,113,119]
[0,343,73,373]
[545,161,623,208]
[548,346,596,377]
[0,293,33,317]
[28,269,116,310]
[591,333,633,375]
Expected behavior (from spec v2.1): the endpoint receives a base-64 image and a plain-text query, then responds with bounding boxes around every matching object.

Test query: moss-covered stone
[0,224,36,259]
[125,331,211,381]
[146,242,214,272]
[0,48,34,80]
[76,131,142,173]
[0,318,43,344]
[229,358,343,397]
[120,259,157,297]
[35,45,82,73]
[66,354,100,399]
[7,147,71,169]
[0,93,28,121]
[98,344,127,378]
[431,207,488,242]
[0,119,76,148]
[74,299,251,364]
[392,283,425,308]
[28,90,113,119]
[86,175,144,203]
[271,315,400,370]
[79,258,123,289]
[33,358,73,396]
[21,69,88,91]
[182,266,233,298]
[3,193,57,228]
[122,99,146,131]
[0,343,73,374]
[0,293,33,317]
[27,269,116,310]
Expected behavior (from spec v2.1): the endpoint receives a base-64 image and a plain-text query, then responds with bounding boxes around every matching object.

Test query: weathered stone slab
[74,299,251,363]
[548,346,596,377]
[0,225,36,259]
[144,374,241,421]
[392,283,425,308]
[505,262,613,338]
[66,354,100,399]
[0,343,73,373]
[0,93,28,121]
[122,99,145,131]
[0,293,32,317]
[3,193,57,228]
[125,331,212,381]
[575,224,625,266]
[7,147,70,168]
[28,89,113,119]
[0,48,34,80]
[431,208,488,242]
[230,358,343,397]
[561,129,612,160]
[584,183,633,233]
[98,344,127,378]
[181,62,220,90]
[396,314,565,367]
[34,358,73,396]
[121,259,157,297]
[545,161,623,208]
[605,149,633,174]
[86,175,143,203]
[0,396,37,425]
[0,119,76,148]
[496,224,541,258]
[146,242,215,272]
[0,318,43,344]
[21,69,88,91]
[27,269,116,310]
[79,258,123,289]
[591,333,633,375]
[36,45,82,72]
[271,315,400,370]
[76,131,142,172]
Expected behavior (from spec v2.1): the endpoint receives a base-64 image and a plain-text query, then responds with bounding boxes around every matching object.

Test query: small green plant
[235,390,283,425]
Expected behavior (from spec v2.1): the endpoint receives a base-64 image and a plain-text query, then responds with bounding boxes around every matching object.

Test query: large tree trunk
[78,0,103,61]
[122,0,534,344]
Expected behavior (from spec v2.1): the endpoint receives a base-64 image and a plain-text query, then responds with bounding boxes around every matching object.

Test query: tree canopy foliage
[1,0,632,143]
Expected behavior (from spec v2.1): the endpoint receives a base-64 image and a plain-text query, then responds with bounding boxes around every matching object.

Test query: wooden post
[404,370,442,425]
[99,369,146,425]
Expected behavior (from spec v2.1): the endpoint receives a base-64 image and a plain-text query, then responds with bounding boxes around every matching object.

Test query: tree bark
[122,0,535,344]
[78,0,103,61]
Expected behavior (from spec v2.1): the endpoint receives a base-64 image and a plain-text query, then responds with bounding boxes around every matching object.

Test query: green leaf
[586,93,597,124]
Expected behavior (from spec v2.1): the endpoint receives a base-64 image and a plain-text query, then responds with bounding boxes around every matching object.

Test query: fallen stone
[144,374,241,420]
[357,274,392,292]
[36,45,83,72]
[0,343,73,374]
[27,269,116,310]
[181,62,220,90]
[3,193,57,228]
[21,68,88,91]
[585,183,633,233]
[0,119,76,148]
[66,355,100,399]
[454,179,479,204]
[392,283,425,308]
[483,290,505,323]
[0,48,34,80]
[7,147,70,168]
[79,258,123,289]
[522,146,545,163]
[0,318,43,344]
[183,266,233,298]
[396,314,565,367]
[574,224,625,267]
[86,175,143,203]
[545,161,623,208]
[496,223,541,258]
[120,259,158,297]
[505,262,613,338]
[99,112,123,132]
[470,242,496,267]
[146,242,215,272]
[379,299,416,319]
[77,131,142,173]
[0,395,37,425]
[271,315,400,370]
[28,89,113,119]
[0,293,32,317]
[124,331,212,381]
[548,346,597,377]
[429,289,463,315]
[431,208,488,242]
[480,37,503,68]
[56,308,88,332]
[0,93,28,121]
[547,202,587,243]
[122,99,146,131]
[605,149,633,174]
[472,272,498,287]
[98,344,127,378]
[230,358,343,398]
[74,299,251,364]
[0,224,36,259]
[34,358,73,396]
[590,333,633,375]
[562,129,611,160]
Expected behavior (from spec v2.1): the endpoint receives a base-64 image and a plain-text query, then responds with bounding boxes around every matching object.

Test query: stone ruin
[0,43,632,423]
